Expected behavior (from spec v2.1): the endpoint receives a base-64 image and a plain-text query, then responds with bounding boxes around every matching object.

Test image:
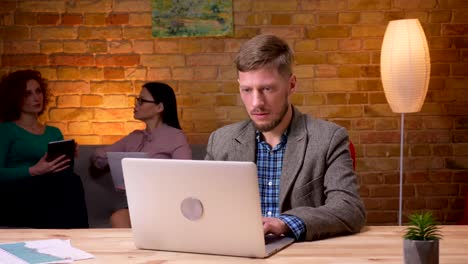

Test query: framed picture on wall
[151,0,233,38]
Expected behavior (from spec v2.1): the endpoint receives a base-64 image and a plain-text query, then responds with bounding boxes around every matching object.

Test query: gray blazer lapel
[280,108,307,208]
[232,122,256,162]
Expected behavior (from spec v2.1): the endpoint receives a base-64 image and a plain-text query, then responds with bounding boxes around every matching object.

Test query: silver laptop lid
[122,158,273,258]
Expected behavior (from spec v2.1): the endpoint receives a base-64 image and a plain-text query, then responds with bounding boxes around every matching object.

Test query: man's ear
[288,74,297,95]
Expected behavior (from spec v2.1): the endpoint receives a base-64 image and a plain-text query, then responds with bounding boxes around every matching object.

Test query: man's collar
[255,130,288,144]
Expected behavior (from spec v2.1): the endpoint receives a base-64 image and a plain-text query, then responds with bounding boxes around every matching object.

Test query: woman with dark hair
[0,69,88,228]
[92,82,191,227]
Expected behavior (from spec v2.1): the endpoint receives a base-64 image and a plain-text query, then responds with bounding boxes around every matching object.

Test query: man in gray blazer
[205,34,366,241]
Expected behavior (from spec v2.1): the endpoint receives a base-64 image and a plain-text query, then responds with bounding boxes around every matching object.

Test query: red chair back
[349,141,356,170]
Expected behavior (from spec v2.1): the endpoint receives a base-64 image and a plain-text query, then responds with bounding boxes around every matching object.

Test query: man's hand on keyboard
[262,217,290,236]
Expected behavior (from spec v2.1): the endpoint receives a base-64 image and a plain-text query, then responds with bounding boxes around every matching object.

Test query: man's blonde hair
[234,34,293,77]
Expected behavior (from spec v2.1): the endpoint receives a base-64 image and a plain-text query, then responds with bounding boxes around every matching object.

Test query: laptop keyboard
[264,234,283,245]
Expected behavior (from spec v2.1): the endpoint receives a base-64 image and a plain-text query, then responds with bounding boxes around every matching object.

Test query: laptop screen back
[121,158,272,258]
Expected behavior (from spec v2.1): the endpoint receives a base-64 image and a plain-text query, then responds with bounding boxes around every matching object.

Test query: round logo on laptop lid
[180,197,204,221]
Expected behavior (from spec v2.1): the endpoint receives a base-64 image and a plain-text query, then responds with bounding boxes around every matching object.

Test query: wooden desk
[1,226,467,263]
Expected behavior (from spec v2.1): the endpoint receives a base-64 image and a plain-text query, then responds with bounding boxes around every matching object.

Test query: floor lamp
[380,19,430,226]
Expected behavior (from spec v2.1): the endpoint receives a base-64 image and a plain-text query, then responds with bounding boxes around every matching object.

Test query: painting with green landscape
[151,0,233,38]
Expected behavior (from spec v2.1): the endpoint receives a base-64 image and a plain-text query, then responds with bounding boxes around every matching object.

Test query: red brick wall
[1,0,467,225]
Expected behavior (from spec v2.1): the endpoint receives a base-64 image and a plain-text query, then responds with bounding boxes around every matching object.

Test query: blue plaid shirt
[256,132,306,240]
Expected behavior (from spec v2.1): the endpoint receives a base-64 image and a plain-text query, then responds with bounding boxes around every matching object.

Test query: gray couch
[75,144,207,228]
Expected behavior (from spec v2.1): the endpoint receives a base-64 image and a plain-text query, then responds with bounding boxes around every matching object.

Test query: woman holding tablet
[0,70,88,228]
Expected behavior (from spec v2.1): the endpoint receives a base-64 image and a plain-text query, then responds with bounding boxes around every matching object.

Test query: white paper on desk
[0,239,95,264]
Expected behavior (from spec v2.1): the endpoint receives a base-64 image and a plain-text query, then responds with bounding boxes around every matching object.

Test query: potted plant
[403,211,442,264]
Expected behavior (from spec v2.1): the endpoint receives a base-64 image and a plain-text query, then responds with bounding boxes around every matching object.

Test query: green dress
[0,122,63,182]
[0,122,88,228]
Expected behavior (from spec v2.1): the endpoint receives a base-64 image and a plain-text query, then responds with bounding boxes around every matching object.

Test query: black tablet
[47,139,75,165]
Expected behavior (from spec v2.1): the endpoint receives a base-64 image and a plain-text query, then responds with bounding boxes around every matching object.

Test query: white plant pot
[403,239,439,264]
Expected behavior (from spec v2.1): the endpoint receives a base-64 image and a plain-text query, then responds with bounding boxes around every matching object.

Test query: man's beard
[251,101,289,132]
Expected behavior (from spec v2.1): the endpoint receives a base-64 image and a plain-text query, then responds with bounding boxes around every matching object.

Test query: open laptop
[121,158,295,258]
[107,152,149,190]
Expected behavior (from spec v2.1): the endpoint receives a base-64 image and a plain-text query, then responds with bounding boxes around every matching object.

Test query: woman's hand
[29,153,70,176]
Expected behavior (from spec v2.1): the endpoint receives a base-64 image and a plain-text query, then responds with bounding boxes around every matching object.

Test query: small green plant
[404,212,442,241]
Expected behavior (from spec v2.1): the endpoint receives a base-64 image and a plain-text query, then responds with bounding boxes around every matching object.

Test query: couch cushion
[190,144,207,160]
[75,145,121,228]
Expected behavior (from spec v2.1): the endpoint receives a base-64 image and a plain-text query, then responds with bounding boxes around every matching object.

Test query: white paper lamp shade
[380,19,430,113]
